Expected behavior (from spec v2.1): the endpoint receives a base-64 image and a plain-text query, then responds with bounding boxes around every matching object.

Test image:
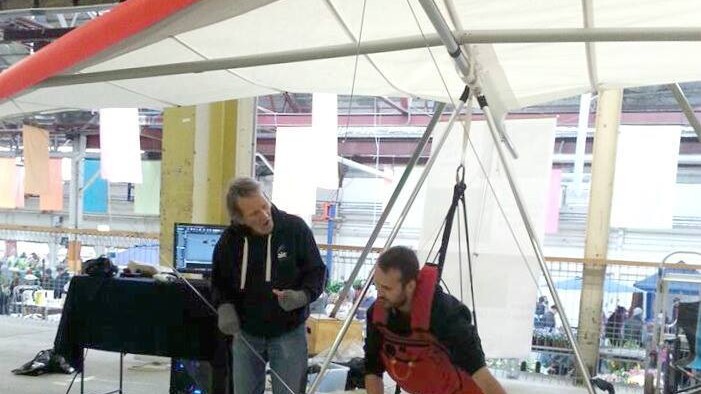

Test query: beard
[381,292,409,310]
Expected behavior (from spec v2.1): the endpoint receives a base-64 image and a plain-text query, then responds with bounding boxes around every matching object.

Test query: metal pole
[330,101,447,316]
[384,96,469,245]
[654,272,668,394]
[68,134,86,231]
[668,83,701,142]
[22,28,701,90]
[325,203,335,276]
[168,268,299,394]
[308,96,468,394]
[417,0,595,391]
[119,353,123,394]
[573,93,592,193]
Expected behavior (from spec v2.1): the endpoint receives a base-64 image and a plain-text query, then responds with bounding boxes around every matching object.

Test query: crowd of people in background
[534,296,560,330]
[534,295,647,347]
[308,278,377,321]
[0,252,72,316]
[532,295,650,377]
[604,305,644,347]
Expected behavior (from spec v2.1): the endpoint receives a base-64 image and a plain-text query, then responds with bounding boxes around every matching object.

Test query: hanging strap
[459,93,474,167]
[434,165,479,331]
[436,167,467,278]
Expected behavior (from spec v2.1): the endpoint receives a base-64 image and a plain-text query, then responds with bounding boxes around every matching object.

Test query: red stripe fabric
[0,0,201,100]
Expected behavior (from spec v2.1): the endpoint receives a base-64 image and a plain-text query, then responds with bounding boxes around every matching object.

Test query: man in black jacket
[211,177,326,394]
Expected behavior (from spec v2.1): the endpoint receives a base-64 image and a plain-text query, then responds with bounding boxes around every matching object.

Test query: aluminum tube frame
[419,1,594,392]
[0,3,114,18]
[170,268,299,394]
[330,101,447,317]
[669,83,701,142]
[68,134,86,233]
[32,27,701,89]
[381,95,469,251]
[655,273,668,394]
[417,0,471,75]
[573,93,592,191]
[308,98,466,394]
[581,0,599,91]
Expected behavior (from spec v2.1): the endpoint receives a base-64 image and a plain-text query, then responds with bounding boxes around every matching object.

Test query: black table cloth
[53,276,230,394]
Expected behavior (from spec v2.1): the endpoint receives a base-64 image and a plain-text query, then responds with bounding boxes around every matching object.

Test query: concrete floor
[1,316,640,394]
[0,316,170,394]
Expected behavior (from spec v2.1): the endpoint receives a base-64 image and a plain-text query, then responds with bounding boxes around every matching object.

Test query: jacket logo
[277,245,288,260]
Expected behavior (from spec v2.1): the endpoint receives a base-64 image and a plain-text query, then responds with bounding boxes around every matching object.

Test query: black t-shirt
[364,288,486,376]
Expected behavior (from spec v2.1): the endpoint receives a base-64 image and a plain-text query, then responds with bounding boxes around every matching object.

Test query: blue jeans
[232,324,308,394]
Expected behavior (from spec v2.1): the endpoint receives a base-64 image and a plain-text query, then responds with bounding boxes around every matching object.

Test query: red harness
[372,265,483,394]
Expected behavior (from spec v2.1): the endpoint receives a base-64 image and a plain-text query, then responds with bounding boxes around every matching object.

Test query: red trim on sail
[0,0,201,100]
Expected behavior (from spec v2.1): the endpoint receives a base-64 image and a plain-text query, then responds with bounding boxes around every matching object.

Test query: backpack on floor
[12,349,75,376]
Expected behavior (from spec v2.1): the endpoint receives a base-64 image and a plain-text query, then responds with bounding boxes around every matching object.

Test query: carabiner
[456,164,465,183]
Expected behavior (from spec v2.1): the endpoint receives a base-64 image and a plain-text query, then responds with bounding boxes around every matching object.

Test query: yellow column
[193,100,238,225]
[577,89,623,375]
[160,106,196,267]
[159,99,254,267]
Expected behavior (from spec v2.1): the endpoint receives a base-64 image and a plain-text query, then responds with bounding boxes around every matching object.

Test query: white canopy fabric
[1,0,701,118]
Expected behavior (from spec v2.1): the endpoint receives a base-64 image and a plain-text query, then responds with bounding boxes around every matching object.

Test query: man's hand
[472,366,507,394]
[272,289,309,311]
[217,303,240,336]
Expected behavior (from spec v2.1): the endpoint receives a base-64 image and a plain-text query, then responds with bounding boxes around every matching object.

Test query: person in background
[40,268,53,291]
[53,266,71,299]
[535,296,548,316]
[623,307,644,346]
[9,272,20,295]
[0,283,9,315]
[309,291,329,315]
[355,284,377,321]
[542,305,557,330]
[605,306,628,347]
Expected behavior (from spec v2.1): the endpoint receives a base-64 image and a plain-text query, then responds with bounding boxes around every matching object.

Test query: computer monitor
[173,223,226,275]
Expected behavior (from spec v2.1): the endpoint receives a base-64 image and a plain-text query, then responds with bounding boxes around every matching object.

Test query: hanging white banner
[99,108,143,183]
[312,92,339,190]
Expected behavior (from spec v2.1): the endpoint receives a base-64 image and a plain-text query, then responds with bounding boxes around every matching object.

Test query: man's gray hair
[226,177,262,222]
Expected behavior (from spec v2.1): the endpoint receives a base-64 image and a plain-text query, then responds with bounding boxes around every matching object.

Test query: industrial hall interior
[2,0,701,394]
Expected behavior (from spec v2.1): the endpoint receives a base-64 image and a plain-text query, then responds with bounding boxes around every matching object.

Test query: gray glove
[217,303,240,336]
[274,289,309,312]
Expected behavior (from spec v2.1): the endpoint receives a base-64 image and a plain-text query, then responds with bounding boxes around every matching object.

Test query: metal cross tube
[417,0,595,392]
[309,90,470,394]
[330,101,447,317]
[169,269,298,394]
[26,28,701,92]
[669,83,701,142]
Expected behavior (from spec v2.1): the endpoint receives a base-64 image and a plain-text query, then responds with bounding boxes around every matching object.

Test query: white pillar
[577,89,623,375]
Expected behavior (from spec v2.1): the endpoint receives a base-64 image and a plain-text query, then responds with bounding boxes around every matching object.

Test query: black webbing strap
[436,168,467,278]
[434,165,479,330]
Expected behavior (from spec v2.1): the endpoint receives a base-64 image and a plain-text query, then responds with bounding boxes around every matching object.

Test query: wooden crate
[305,314,364,355]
